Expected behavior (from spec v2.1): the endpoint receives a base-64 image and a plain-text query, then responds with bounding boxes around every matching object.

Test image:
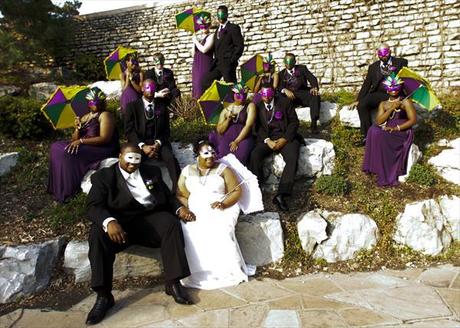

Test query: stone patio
[1,265,459,328]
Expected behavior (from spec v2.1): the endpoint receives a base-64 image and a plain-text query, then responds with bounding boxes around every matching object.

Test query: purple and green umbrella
[240,54,264,91]
[40,86,90,129]
[104,46,137,80]
[175,7,211,33]
[198,80,234,125]
[397,67,440,111]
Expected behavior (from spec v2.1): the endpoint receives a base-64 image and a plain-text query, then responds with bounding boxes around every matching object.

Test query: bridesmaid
[120,53,143,114]
[362,75,417,186]
[191,13,214,99]
[253,53,279,104]
[47,87,119,202]
[208,83,256,165]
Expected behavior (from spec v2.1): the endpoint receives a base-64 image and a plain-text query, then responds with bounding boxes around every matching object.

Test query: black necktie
[147,104,153,115]
[267,104,272,111]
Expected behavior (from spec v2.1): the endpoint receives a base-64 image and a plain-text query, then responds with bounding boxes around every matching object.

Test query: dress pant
[201,63,237,92]
[249,139,300,195]
[290,89,321,122]
[357,91,389,137]
[88,210,190,293]
[143,142,181,193]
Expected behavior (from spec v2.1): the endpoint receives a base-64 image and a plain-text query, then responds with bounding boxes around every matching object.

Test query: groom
[85,143,194,325]
[201,5,244,91]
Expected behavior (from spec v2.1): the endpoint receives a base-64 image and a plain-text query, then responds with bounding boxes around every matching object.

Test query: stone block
[0,152,19,177]
[295,102,338,124]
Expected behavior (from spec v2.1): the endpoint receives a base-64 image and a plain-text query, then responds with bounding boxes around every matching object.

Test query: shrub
[170,94,201,121]
[171,117,213,144]
[321,89,356,107]
[315,174,348,196]
[407,163,437,186]
[74,53,106,82]
[0,96,55,139]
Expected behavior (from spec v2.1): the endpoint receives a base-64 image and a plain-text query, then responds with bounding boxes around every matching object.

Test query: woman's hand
[210,201,226,210]
[383,125,400,133]
[64,139,82,154]
[229,140,239,152]
[178,207,196,223]
[74,116,81,129]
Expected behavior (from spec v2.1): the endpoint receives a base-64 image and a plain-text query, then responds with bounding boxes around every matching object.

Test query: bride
[176,139,248,289]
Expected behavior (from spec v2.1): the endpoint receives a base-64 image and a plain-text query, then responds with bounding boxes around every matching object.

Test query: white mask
[199,145,216,159]
[124,152,142,164]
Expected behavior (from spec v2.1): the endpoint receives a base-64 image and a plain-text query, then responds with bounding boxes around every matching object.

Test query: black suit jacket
[278,65,319,92]
[358,57,408,101]
[87,164,182,227]
[212,22,244,69]
[254,95,301,144]
[124,98,170,146]
[144,67,181,101]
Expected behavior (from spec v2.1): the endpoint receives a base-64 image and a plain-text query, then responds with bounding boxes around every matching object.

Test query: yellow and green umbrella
[175,7,211,33]
[198,80,234,125]
[103,46,137,80]
[240,54,264,91]
[40,86,90,130]
[397,67,440,111]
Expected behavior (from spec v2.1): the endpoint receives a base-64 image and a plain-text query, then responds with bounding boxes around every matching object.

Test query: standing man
[278,53,321,134]
[145,52,181,109]
[201,5,244,92]
[85,143,195,325]
[124,79,181,192]
[351,43,408,145]
[249,84,303,212]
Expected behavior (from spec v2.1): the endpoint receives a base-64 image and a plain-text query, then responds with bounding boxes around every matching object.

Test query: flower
[274,111,283,120]
[145,179,155,190]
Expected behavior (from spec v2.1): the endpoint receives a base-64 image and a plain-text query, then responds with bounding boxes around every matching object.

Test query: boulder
[339,105,362,128]
[63,240,163,283]
[171,142,195,169]
[0,85,21,97]
[0,152,19,177]
[295,102,338,124]
[438,195,460,241]
[0,238,65,303]
[89,81,122,100]
[296,210,329,254]
[235,212,284,266]
[28,82,57,100]
[80,158,119,194]
[393,199,453,255]
[398,144,423,182]
[428,138,460,185]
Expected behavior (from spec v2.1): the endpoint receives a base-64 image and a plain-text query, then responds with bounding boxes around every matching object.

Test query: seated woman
[176,139,248,290]
[362,75,416,186]
[252,53,279,104]
[48,87,119,203]
[208,83,256,165]
[120,53,143,114]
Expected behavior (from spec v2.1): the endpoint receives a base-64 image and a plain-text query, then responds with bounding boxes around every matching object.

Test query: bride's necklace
[197,164,211,185]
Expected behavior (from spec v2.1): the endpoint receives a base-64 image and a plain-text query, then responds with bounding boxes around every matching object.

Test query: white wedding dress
[180,163,248,290]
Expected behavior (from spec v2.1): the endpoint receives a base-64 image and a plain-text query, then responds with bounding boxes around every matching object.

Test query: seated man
[144,52,181,108]
[351,43,408,145]
[124,79,181,192]
[277,53,321,134]
[85,143,195,325]
[249,84,303,212]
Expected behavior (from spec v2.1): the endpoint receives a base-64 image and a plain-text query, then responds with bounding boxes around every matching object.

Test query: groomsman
[351,43,408,145]
[201,5,244,91]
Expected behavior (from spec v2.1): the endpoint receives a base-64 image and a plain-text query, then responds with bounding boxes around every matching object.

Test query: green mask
[153,57,164,65]
[217,11,228,20]
[284,57,295,66]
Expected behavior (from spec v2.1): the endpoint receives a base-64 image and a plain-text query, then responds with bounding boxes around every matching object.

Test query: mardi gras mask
[217,10,228,21]
[263,62,271,72]
[377,47,391,58]
[124,152,142,164]
[130,59,139,66]
[232,83,247,102]
[382,75,403,93]
[260,87,275,99]
[153,57,164,65]
[197,14,211,29]
[86,87,106,107]
[87,100,99,107]
[199,146,216,159]
[284,56,296,67]
[143,82,156,94]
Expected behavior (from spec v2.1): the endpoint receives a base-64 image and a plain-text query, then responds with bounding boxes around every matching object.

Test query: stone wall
[69,0,460,94]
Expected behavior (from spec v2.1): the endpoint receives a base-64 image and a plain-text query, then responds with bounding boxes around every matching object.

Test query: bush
[321,89,356,106]
[0,96,55,139]
[74,53,106,82]
[171,117,213,144]
[407,163,437,186]
[315,174,348,196]
[170,94,201,121]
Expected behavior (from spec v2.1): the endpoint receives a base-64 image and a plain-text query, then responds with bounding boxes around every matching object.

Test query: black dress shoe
[165,282,193,305]
[86,293,115,325]
[273,194,289,212]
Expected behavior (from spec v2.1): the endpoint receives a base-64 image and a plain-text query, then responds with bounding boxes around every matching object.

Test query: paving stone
[0,309,23,328]
[327,286,452,321]
[187,289,247,311]
[418,267,458,287]
[338,307,401,326]
[69,289,138,313]
[330,272,411,291]
[299,309,347,327]
[451,274,460,289]
[12,309,85,328]
[380,268,425,281]
[388,319,460,327]
[100,304,169,328]
[301,295,352,310]
[229,304,269,328]
[267,295,303,310]
[137,319,185,327]
[176,309,229,327]
[437,288,460,318]
[223,279,293,303]
[276,278,342,296]
[262,309,300,328]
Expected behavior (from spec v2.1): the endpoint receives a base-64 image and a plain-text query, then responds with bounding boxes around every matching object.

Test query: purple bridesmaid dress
[47,112,120,202]
[208,104,254,165]
[192,34,213,99]
[120,71,141,114]
[362,108,414,186]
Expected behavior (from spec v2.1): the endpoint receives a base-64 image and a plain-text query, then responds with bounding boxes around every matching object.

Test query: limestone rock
[393,199,453,255]
[236,212,284,266]
[398,144,423,182]
[63,240,163,283]
[295,102,338,124]
[428,138,460,185]
[171,142,195,169]
[339,105,361,128]
[89,81,122,100]
[0,85,21,97]
[28,82,58,100]
[0,238,65,303]
[296,210,328,254]
[0,152,19,177]
[438,195,460,241]
[80,158,119,194]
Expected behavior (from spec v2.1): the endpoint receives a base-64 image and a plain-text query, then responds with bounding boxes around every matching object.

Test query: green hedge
[315,174,349,196]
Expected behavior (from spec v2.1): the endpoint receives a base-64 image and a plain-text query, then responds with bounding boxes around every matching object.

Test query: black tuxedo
[87,164,190,292]
[201,21,244,91]
[278,65,321,122]
[249,96,302,195]
[144,67,181,108]
[124,98,181,191]
[357,57,408,136]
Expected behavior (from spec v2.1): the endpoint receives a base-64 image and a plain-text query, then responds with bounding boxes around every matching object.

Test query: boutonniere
[145,179,155,190]
[154,108,162,118]
[274,111,283,120]
[389,65,397,72]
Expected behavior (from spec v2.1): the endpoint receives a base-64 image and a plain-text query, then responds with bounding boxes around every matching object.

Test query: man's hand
[155,88,170,98]
[107,221,127,244]
[142,144,158,158]
[273,138,288,151]
[266,139,277,150]
[284,89,295,100]
[177,207,196,222]
[349,101,359,110]
[310,87,319,96]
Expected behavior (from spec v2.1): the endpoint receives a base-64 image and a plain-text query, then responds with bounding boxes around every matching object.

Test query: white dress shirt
[263,99,275,144]
[138,97,161,150]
